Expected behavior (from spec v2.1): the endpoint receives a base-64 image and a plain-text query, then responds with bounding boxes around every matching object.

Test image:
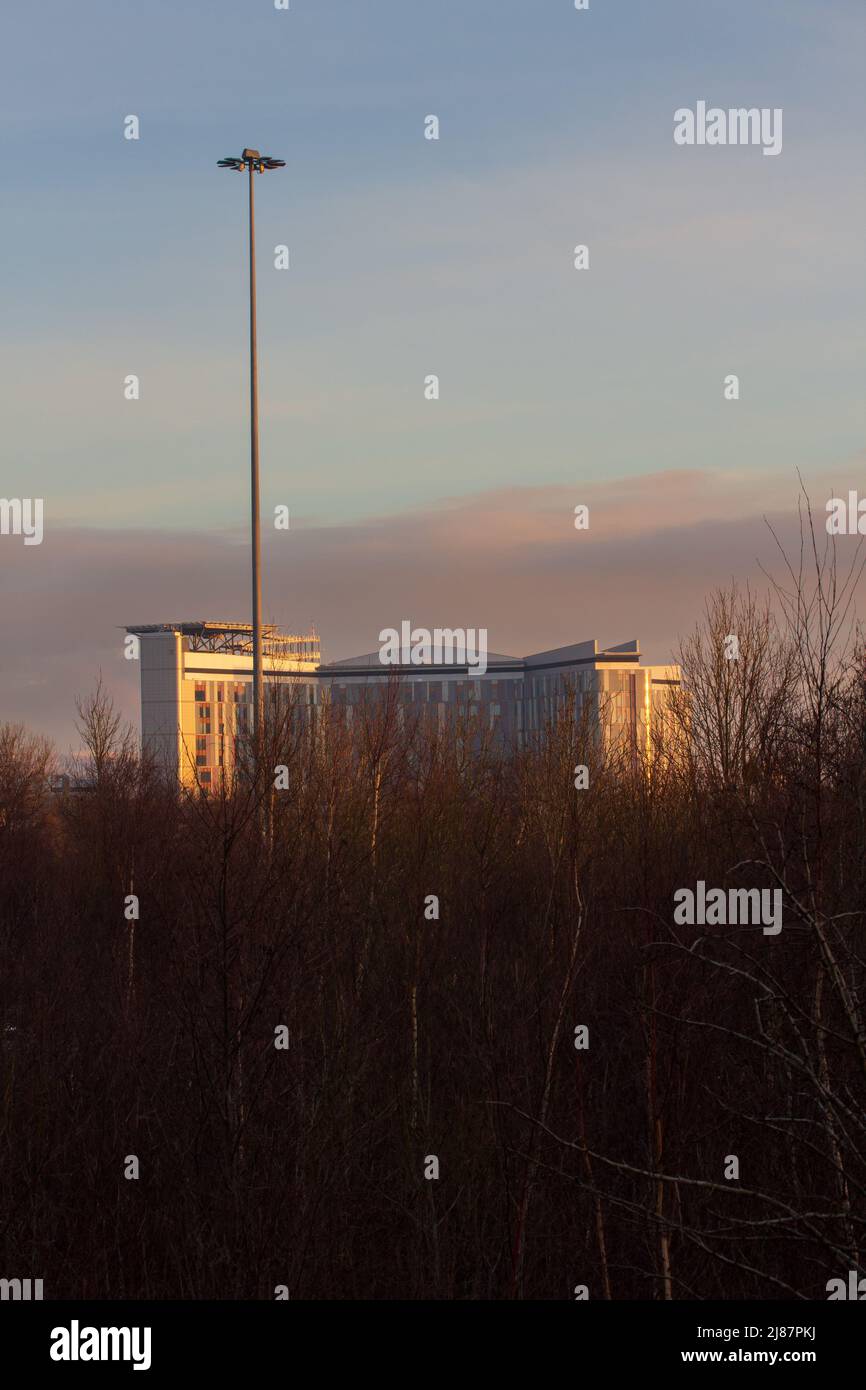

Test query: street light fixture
[217,148,285,768]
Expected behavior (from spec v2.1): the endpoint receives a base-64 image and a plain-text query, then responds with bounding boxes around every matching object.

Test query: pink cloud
[2,467,862,750]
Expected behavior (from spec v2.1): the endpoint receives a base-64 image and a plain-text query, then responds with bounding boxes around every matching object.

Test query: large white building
[126,622,320,788]
[125,621,680,788]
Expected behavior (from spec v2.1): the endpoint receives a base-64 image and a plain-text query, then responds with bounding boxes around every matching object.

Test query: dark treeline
[2,521,865,1300]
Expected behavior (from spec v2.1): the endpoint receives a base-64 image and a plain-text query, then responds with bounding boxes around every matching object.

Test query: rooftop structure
[127,621,319,661]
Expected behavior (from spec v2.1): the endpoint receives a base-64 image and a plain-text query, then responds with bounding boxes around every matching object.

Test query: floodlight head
[218,152,285,173]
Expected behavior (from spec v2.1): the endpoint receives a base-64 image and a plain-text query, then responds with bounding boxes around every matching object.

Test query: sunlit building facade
[126,622,320,788]
[318,639,680,759]
[125,623,680,787]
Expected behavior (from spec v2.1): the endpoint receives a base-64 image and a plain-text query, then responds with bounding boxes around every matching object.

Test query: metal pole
[248,159,263,760]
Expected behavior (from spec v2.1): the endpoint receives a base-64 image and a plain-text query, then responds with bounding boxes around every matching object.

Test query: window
[200,771,211,784]
[196,755,207,767]
[194,684,206,702]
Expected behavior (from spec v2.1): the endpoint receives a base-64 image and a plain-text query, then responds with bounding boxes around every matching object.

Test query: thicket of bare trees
[2,518,864,1299]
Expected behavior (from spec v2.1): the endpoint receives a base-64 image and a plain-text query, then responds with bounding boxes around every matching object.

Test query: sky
[1,0,864,749]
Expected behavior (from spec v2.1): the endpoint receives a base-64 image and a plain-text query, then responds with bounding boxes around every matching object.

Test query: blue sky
[2,0,863,530]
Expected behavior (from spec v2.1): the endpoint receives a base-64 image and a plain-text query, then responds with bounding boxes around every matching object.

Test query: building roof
[125,621,298,637]
[320,639,644,675]
[124,622,319,657]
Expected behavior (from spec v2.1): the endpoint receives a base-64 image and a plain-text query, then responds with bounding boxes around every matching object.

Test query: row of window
[194,682,249,704]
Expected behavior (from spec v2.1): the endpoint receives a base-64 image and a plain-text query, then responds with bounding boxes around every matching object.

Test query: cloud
[3,465,863,751]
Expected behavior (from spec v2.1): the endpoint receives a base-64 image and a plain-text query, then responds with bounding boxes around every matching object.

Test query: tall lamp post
[217,149,285,763]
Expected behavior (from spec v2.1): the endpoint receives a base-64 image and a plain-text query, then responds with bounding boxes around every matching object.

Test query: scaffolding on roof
[124,621,320,659]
